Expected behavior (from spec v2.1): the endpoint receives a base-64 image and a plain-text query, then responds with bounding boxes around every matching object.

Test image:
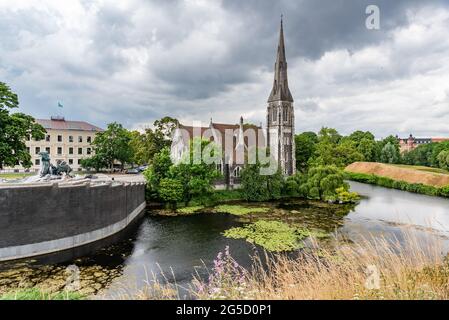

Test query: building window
[233,166,242,178]
[78,148,83,155]
[87,148,91,155]
[69,136,74,143]
[58,135,62,142]
[87,136,92,143]
[45,135,50,142]
[26,135,30,141]
[57,147,62,155]
[78,159,81,165]
[78,136,83,143]
[26,147,30,154]
[69,147,73,155]
[69,159,73,165]
[35,147,40,154]
[35,159,40,165]
[46,147,51,153]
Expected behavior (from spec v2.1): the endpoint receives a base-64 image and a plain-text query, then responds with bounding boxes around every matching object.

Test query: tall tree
[402,143,436,167]
[295,131,318,172]
[143,147,174,200]
[152,116,179,153]
[430,141,449,167]
[169,138,221,205]
[311,128,363,168]
[0,82,45,169]
[380,142,400,164]
[129,130,148,166]
[437,150,449,171]
[345,131,380,162]
[378,135,400,155]
[91,122,132,170]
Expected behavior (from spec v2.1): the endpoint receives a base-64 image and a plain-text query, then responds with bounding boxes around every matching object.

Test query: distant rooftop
[36,117,103,132]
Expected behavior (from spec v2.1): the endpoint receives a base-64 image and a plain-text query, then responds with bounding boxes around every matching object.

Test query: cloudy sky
[1,0,449,138]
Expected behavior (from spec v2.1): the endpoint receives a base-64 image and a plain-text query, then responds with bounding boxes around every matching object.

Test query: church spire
[268,16,293,103]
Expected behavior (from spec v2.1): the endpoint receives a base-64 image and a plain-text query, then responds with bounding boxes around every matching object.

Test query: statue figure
[54,160,73,176]
[38,151,52,177]
[38,151,72,178]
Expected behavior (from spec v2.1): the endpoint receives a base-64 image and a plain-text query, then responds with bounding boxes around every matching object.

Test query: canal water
[1,181,449,298]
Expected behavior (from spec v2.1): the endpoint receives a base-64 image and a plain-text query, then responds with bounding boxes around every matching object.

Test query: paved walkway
[106,174,146,183]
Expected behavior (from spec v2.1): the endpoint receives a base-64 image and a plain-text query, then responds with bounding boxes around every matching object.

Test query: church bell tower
[266,17,296,175]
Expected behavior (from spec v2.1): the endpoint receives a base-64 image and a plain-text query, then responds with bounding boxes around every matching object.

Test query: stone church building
[171,19,296,185]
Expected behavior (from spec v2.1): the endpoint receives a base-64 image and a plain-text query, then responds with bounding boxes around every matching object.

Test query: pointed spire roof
[268,16,293,103]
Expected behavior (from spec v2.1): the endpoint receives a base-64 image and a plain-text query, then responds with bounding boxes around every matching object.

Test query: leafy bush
[335,187,360,203]
[158,178,184,208]
[287,165,356,202]
[440,186,449,197]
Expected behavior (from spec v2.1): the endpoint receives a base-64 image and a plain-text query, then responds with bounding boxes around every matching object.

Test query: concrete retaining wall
[0,181,146,261]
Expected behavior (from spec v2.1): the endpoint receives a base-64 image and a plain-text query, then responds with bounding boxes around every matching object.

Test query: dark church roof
[268,18,294,103]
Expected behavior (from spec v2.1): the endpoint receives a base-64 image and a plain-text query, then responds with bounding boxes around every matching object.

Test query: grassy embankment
[345,162,449,198]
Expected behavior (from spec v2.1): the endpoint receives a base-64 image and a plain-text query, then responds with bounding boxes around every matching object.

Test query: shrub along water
[285,165,360,203]
[345,171,449,198]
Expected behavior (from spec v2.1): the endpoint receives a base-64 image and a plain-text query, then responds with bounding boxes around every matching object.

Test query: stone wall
[0,180,146,261]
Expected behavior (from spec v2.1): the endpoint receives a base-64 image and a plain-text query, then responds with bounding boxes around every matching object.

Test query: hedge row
[344,171,449,198]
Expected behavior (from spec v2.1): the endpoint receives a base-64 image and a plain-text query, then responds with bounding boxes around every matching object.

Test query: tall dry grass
[104,232,449,300]
[191,232,449,300]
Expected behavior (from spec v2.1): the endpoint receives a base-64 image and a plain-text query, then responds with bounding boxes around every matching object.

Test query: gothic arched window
[233,166,242,178]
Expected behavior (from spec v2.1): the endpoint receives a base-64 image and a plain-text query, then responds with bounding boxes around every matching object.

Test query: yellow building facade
[5,117,102,173]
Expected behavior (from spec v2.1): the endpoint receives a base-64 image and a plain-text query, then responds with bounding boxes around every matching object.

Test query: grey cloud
[2,0,449,138]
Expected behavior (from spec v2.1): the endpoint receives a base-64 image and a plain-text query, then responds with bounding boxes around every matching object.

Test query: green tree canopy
[430,141,449,167]
[286,165,351,202]
[143,146,173,199]
[295,131,318,172]
[80,155,108,172]
[380,142,400,164]
[317,127,342,145]
[437,150,449,171]
[240,161,284,202]
[311,129,364,168]
[143,139,220,205]
[343,130,380,162]
[378,135,400,155]
[169,138,221,204]
[91,122,132,170]
[152,116,179,152]
[0,82,46,169]
[129,130,151,166]
[402,143,436,167]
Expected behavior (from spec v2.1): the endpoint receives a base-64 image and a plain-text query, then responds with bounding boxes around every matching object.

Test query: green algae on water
[214,205,270,216]
[223,220,328,252]
[176,206,205,215]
